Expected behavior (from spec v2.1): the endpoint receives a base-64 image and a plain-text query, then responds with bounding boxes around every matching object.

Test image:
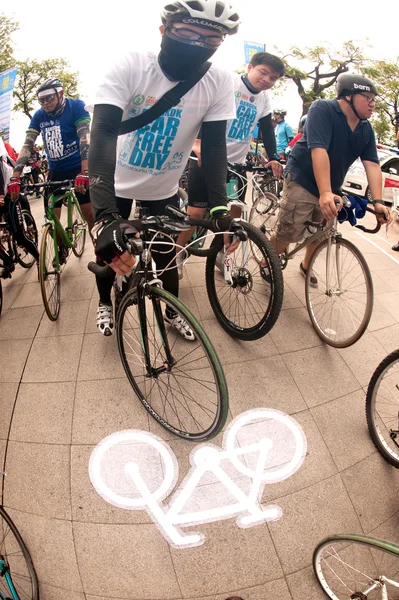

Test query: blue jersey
[275,120,294,153]
[29,98,90,171]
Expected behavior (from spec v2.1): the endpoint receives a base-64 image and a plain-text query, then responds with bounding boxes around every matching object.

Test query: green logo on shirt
[234,91,242,98]
[133,94,145,106]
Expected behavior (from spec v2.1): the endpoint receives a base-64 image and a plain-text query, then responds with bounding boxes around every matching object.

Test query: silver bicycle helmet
[161,0,240,35]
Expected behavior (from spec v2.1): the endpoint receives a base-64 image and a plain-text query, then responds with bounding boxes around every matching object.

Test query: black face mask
[159,32,216,81]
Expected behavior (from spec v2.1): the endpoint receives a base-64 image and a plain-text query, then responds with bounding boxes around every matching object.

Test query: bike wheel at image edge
[0,505,39,600]
[205,221,284,340]
[39,223,61,321]
[117,285,228,441]
[366,348,399,468]
[16,210,38,269]
[313,534,399,599]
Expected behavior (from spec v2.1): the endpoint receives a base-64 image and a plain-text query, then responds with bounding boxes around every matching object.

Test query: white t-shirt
[93,51,235,200]
[226,74,272,164]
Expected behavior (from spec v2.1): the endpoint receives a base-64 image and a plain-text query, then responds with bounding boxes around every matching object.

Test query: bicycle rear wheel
[366,349,399,468]
[305,237,373,348]
[313,534,399,599]
[0,505,39,600]
[16,211,38,269]
[117,285,228,440]
[39,223,60,321]
[205,221,284,340]
[70,201,87,257]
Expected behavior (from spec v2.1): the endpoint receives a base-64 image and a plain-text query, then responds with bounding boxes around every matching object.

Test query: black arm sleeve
[259,114,276,160]
[200,120,228,211]
[88,104,123,221]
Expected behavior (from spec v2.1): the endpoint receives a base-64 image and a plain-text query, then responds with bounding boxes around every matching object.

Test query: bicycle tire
[117,284,228,440]
[313,533,399,599]
[15,211,38,269]
[205,221,283,340]
[305,237,373,348]
[249,192,280,242]
[366,349,399,468]
[39,223,60,321]
[251,182,278,214]
[0,280,2,316]
[0,505,39,600]
[70,200,87,257]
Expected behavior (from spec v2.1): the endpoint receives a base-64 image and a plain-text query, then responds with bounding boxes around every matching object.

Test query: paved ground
[1,194,399,600]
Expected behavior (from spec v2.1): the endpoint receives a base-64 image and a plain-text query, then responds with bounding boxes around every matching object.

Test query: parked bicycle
[313,533,399,599]
[23,180,87,321]
[88,205,230,441]
[0,504,39,599]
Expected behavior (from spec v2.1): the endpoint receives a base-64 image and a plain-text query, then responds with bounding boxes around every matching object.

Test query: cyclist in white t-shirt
[88,0,240,339]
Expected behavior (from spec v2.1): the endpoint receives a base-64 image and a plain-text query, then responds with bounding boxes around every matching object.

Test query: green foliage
[0,14,19,73]
[363,59,399,145]
[13,58,79,119]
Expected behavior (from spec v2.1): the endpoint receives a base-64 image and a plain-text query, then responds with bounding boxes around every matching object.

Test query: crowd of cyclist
[0,0,391,340]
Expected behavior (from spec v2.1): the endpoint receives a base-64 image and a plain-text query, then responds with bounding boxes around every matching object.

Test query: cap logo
[180,17,226,33]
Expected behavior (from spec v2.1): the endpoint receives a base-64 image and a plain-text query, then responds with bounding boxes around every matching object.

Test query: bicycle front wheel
[16,210,38,269]
[117,285,228,440]
[205,221,284,340]
[313,534,399,599]
[0,505,39,600]
[39,223,60,321]
[70,201,87,257]
[305,237,373,348]
[366,349,399,467]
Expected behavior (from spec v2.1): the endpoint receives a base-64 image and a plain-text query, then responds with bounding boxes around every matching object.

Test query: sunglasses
[38,94,56,105]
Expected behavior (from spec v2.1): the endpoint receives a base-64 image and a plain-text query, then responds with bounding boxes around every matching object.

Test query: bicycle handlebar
[354,206,382,234]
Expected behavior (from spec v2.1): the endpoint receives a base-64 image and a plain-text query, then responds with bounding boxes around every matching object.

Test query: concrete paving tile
[77,333,125,381]
[283,346,360,408]
[191,285,217,321]
[39,583,86,600]
[1,265,31,288]
[282,281,304,310]
[0,305,44,340]
[194,577,293,600]
[311,390,375,471]
[74,522,181,599]
[0,338,31,382]
[23,334,83,383]
[11,281,43,308]
[10,382,75,443]
[85,296,100,334]
[377,291,399,321]
[0,440,6,485]
[72,378,150,444]
[337,332,388,387]
[1,284,23,311]
[373,323,399,354]
[375,268,399,292]
[340,452,399,532]
[268,474,362,574]
[177,286,201,319]
[186,261,206,288]
[371,271,396,295]
[368,510,399,542]
[224,355,307,417]
[36,299,90,337]
[4,441,71,519]
[2,509,83,590]
[286,565,326,600]
[62,256,95,278]
[70,444,152,524]
[60,276,95,303]
[0,382,18,439]
[171,520,283,597]
[260,410,337,504]
[368,297,398,332]
[362,253,393,272]
[269,308,322,354]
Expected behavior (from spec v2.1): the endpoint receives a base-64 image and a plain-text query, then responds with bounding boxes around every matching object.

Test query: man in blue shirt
[273,109,293,158]
[268,73,390,285]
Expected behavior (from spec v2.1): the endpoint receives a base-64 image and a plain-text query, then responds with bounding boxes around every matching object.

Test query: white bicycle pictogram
[89,408,307,548]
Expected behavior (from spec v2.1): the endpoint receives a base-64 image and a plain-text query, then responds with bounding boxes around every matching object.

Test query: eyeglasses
[38,94,56,105]
[358,93,377,105]
[168,26,224,47]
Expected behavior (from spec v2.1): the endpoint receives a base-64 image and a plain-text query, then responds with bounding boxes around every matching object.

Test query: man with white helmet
[88,0,240,338]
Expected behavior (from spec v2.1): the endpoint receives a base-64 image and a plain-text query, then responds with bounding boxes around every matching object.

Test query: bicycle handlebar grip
[87,261,115,278]
[165,203,186,219]
[187,217,217,232]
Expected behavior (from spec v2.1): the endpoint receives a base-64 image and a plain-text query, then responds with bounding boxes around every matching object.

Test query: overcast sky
[4,0,399,148]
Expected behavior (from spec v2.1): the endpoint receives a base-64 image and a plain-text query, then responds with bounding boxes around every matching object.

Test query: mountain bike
[0,504,39,599]
[24,180,87,321]
[313,533,399,599]
[88,205,231,441]
[366,348,399,468]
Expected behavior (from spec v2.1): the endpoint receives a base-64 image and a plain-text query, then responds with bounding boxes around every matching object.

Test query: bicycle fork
[0,556,19,600]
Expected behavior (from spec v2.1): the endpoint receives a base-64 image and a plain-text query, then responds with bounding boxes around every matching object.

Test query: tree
[12,58,80,119]
[274,41,369,117]
[0,14,19,73]
[363,59,399,146]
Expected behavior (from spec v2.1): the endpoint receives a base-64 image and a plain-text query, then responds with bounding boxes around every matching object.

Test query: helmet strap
[342,95,362,120]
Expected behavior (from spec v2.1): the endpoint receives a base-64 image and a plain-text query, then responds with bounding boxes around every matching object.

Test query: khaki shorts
[275,174,323,244]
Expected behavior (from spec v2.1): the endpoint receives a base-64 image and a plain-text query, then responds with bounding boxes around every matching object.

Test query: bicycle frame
[45,189,83,248]
[0,557,19,600]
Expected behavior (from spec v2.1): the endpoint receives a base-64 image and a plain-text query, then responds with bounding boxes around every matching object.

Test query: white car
[343,145,399,205]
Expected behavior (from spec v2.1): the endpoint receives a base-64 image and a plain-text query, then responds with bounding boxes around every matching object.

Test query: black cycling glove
[92,214,137,263]
[209,207,233,231]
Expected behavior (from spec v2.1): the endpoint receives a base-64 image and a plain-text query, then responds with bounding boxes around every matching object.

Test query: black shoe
[59,245,68,265]
[392,243,399,252]
[299,262,318,287]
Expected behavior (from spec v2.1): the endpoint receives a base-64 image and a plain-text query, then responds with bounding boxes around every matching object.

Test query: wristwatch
[371,199,386,206]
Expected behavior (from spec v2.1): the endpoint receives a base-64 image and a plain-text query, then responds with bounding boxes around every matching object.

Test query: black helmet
[37,78,64,96]
[336,73,377,98]
[161,0,240,35]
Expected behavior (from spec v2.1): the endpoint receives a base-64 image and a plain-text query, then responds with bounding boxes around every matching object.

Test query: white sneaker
[164,313,196,341]
[176,250,187,280]
[215,250,224,273]
[97,302,114,336]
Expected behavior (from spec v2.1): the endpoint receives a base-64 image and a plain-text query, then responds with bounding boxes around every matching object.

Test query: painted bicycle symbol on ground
[89,408,307,548]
